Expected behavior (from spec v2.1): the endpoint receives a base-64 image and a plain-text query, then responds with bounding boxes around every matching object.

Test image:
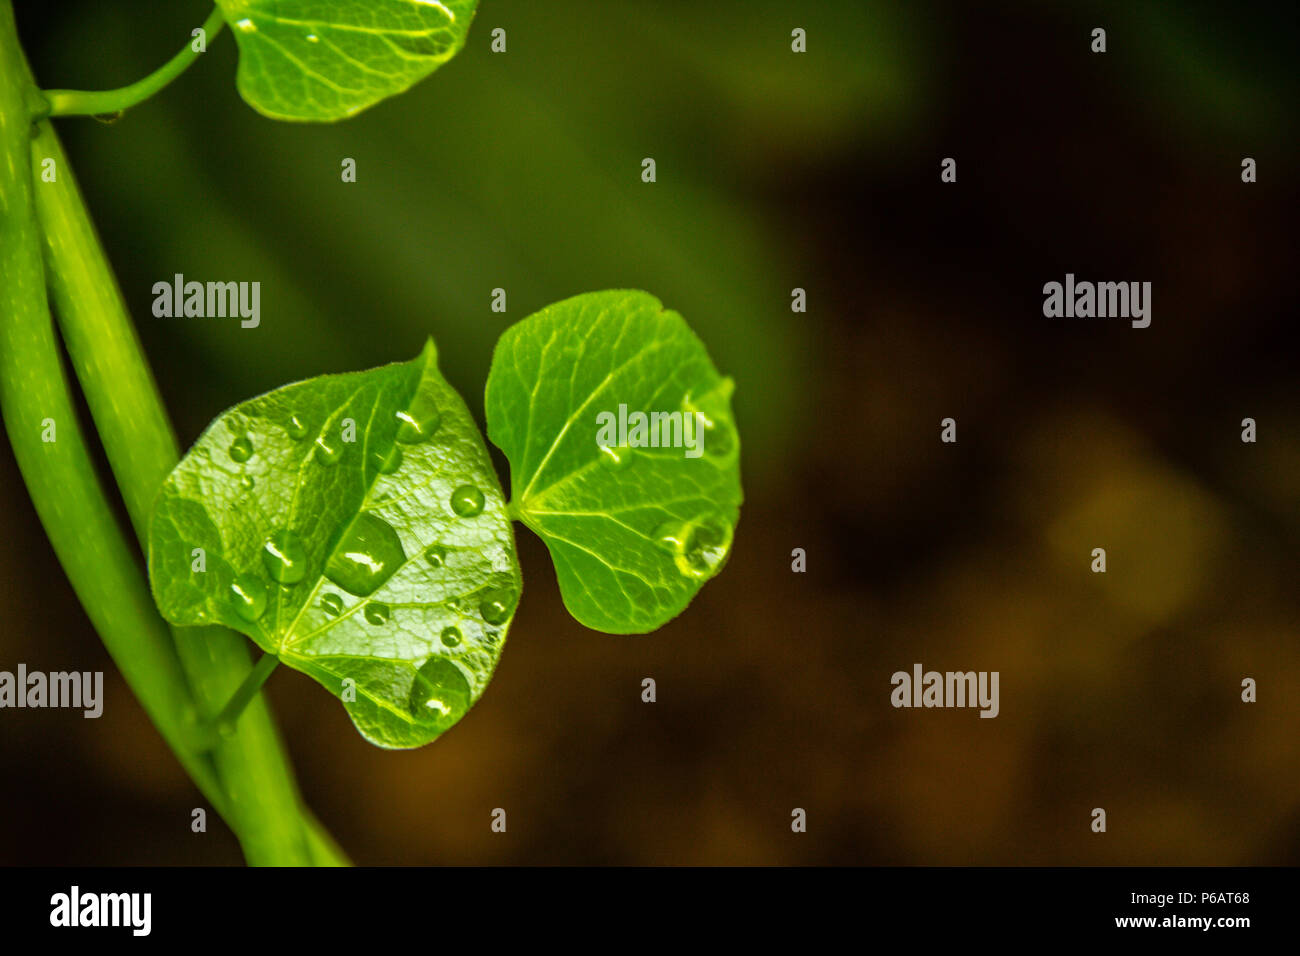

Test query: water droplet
[261,529,307,584]
[424,544,448,567]
[652,521,684,554]
[229,573,267,621]
[305,33,319,42]
[598,444,633,468]
[314,435,341,464]
[373,445,403,474]
[364,602,391,626]
[407,657,471,726]
[239,474,255,492]
[678,515,733,579]
[449,484,485,517]
[287,415,309,440]
[92,110,124,125]
[324,513,405,597]
[229,436,254,462]
[320,593,344,617]
[478,588,516,626]
[395,396,442,444]
[703,419,736,457]
[440,625,461,647]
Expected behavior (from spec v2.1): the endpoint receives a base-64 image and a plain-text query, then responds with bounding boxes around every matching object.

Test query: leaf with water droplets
[216,0,479,122]
[486,290,743,634]
[148,339,520,748]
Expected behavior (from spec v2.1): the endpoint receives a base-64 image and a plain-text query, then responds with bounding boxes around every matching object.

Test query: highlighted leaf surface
[216,0,478,121]
[148,341,519,748]
[486,291,742,634]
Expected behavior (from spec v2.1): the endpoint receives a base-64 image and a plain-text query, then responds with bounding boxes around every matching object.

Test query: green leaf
[216,0,478,121]
[148,340,520,749]
[486,291,742,634]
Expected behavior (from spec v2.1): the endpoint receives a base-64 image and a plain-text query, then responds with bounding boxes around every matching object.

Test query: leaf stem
[41,6,226,118]
[0,0,228,818]
[209,652,280,739]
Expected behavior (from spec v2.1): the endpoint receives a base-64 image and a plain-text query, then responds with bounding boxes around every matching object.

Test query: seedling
[0,2,741,864]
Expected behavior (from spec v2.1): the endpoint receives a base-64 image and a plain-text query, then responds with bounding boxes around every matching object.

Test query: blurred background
[1,0,1297,864]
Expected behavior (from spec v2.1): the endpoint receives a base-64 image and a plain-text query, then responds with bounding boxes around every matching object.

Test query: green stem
[29,118,334,867]
[0,0,227,817]
[209,652,280,738]
[41,6,226,118]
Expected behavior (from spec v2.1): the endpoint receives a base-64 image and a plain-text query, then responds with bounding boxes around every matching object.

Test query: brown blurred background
[1,0,1297,864]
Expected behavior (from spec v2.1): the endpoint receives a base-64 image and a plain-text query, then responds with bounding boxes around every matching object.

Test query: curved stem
[41,6,225,118]
[31,118,339,867]
[0,0,228,817]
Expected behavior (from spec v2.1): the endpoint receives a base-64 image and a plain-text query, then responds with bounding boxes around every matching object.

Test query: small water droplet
[652,521,683,554]
[478,588,516,626]
[424,544,448,567]
[395,396,442,444]
[407,657,471,726]
[449,484,485,517]
[92,110,124,125]
[364,602,391,626]
[324,513,405,597]
[305,33,319,42]
[440,626,461,647]
[679,515,733,579]
[239,474,255,492]
[703,418,736,457]
[229,436,254,462]
[598,444,633,468]
[320,593,344,617]
[229,573,268,621]
[261,529,308,584]
[373,445,403,474]
[314,435,341,464]
[287,414,309,440]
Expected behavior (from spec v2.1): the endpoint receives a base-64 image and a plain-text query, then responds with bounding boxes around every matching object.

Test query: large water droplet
[229,573,268,621]
[440,625,461,647]
[286,414,309,440]
[229,436,254,462]
[598,444,633,468]
[677,515,733,579]
[408,657,471,727]
[364,602,391,626]
[373,445,403,475]
[261,529,307,584]
[314,435,341,464]
[478,588,516,626]
[424,544,448,568]
[449,485,485,517]
[324,513,405,597]
[395,396,442,444]
[319,593,344,617]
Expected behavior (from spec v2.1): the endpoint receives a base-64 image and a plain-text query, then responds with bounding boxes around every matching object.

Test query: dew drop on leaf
[598,444,633,468]
[229,573,268,621]
[363,602,391,626]
[314,435,341,464]
[229,436,254,462]
[319,592,344,617]
[677,515,733,579]
[261,529,308,584]
[440,625,461,647]
[408,657,471,726]
[286,414,309,440]
[373,445,403,474]
[424,544,448,567]
[478,588,516,626]
[450,484,485,517]
[239,474,255,492]
[395,396,442,444]
[324,513,406,597]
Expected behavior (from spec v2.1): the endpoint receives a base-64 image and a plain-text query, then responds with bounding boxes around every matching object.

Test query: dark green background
[1,0,1297,864]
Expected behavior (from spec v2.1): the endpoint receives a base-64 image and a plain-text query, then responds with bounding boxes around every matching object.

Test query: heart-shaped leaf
[216,0,478,121]
[148,340,520,748]
[486,291,742,634]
